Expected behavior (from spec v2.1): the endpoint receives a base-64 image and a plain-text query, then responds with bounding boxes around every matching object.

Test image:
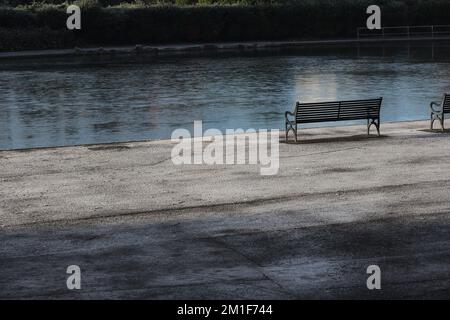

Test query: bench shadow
[419,128,450,134]
[281,134,388,144]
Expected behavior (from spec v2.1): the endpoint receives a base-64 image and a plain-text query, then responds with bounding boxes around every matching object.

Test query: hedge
[1,1,450,51]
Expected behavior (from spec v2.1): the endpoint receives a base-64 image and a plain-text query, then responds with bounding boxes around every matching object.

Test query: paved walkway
[1,120,449,298]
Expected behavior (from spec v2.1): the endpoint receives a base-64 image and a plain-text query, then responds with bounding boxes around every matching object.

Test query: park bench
[430,93,450,131]
[285,98,383,142]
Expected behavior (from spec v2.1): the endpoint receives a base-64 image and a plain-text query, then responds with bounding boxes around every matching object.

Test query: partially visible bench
[430,93,450,131]
[285,98,383,141]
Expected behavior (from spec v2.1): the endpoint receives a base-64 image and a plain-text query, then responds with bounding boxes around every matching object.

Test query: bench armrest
[285,111,296,124]
[430,101,442,113]
[285,111,295,117]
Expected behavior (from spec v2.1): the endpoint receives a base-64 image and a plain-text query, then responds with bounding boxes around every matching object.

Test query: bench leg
[285,123,289,141]
[432,114,445,132]
[367,119,380,136]
[285,122,297,142]
[431,113,445,131]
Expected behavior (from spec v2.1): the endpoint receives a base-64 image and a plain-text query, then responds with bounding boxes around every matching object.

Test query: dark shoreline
[2,36,450,60]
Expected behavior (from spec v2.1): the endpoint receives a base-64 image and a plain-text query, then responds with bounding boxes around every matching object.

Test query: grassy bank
[1,0,450,52]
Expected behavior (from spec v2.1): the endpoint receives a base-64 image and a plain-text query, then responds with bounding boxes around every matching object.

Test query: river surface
[1,43,450,150]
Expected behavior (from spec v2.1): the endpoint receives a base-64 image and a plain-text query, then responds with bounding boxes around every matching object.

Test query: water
[1,43,450,150]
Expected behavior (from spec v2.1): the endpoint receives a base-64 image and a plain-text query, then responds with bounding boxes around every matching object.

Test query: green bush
[1,0,450,51]
[0,27,79,50]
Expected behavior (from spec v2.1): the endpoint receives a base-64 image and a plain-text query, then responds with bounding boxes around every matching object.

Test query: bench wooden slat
[340,106,381,110]
[339,110,379,115]
[297,110,339,115]
[338,115,374,120]
[297,118,341,124]
[297,117,339,122]
[297,108,340,113]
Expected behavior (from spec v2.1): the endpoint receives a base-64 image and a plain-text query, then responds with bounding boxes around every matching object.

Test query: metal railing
[357,25,450,39]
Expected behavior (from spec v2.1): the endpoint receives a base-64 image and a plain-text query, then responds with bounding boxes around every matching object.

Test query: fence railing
[357,25,450,39]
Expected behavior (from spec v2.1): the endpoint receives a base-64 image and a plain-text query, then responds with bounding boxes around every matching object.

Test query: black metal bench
[430,93,450,131]
[285,98,383,141]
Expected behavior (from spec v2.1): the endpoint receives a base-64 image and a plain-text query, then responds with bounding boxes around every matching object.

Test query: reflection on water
[1,43,450,150]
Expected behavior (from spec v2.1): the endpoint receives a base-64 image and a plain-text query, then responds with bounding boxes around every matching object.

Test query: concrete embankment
[1,37,450,60]
[1,120,450,299]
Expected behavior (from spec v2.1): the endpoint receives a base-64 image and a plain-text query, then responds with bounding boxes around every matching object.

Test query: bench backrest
[295,98,382,124]
[443,93,450,113]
